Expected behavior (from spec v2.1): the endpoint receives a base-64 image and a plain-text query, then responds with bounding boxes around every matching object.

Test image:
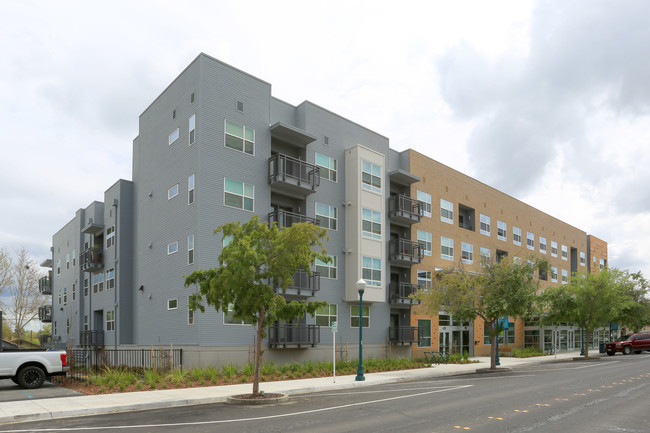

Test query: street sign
[331,321,338,333]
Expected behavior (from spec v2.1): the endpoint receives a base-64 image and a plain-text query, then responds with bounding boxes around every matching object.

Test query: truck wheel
[606,351,616,356]
[623,346,632,355]
[16,366,46,389]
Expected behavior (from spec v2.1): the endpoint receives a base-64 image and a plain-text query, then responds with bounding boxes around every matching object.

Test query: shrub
[512,347,545,358]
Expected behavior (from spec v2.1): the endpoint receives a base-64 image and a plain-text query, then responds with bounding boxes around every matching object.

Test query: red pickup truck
[605,332,650,356]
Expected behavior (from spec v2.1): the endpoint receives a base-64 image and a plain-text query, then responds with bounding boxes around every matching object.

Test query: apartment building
[39,53,607,366]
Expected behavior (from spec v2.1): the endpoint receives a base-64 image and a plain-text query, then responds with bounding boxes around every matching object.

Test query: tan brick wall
[588,235,608,273]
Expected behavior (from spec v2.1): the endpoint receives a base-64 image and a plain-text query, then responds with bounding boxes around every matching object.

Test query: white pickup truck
[0,349,69,389]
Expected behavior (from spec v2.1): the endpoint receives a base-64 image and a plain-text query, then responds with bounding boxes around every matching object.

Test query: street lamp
[355,279,366,381]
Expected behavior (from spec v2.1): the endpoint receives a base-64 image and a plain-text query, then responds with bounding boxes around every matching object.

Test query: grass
[511,347,546,358]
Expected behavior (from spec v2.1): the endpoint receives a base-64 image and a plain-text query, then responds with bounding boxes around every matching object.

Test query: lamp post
[355,279,366,381]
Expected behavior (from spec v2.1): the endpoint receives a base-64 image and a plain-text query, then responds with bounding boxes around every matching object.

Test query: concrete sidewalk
[0,351,594,425]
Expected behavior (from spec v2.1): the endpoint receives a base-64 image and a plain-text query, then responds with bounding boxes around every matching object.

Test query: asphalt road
[0,379,81,403]
[1,353,649,433]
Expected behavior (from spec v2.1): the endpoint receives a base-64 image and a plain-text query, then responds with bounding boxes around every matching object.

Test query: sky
[1,0,649,279]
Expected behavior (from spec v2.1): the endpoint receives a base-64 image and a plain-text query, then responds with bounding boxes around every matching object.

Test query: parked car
[0,349,69,388]
[605,332,650,356]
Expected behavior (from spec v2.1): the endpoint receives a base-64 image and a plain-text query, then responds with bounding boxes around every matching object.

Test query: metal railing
[268,153,320,188]
[63,348,183,377]
[39,274,52,295]
[388,239,424,263]
[268,324,320,348]
[273,269,321,296]
[80,247,103,271]
[38,305,52,322]
[80,330,105,347]
[388,282,420,303]
[388,195,424,221]
[388,326,421,345]
[268,210,319,228]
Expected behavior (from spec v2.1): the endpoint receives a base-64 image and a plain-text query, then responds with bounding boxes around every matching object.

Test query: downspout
[112,199,118,351]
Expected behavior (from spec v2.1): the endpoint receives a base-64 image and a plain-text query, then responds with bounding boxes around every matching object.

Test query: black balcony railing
[38,305,52,322]
[388,326,421,345]
[268,324,320,348]
[388,195,424,224]
[273,269,321,297]
[268,210,319,228]
[39,274,52,295]
[80,247,103,272]
[388,282,421,304]
[268,153,320,193]
[80,330,104,347]
[389,239,424,265]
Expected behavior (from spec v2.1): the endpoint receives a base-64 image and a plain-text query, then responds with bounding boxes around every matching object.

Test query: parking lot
[0,379,81,402]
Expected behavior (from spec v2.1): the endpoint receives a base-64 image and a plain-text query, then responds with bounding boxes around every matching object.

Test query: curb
[227,393,288,405]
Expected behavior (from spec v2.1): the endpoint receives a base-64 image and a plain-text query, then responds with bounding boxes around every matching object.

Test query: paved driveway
[0,379,82,402]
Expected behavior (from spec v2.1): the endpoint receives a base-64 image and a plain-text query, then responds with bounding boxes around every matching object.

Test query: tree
[184,215,329,395]
[0,247,12,309]
[615,271,650,333]
[417,257,545,369]
[540,268,630,358]
[8,249,47,340]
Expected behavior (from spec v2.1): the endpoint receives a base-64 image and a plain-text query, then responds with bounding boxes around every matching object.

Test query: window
[539,267,547,281]
[417,190,432,217]
[106,225,115,248]
[224,178,254,211]
[236,101,244,112]
[92,273,104,293]
[84,278,88,296]
[168,184,179,200]
[63,287,67,305]
[187,234,195,265]
[224,304,254,325]
[480,247,491,266]
[417,270,432,289]
[315,303,337,326]
[362,256,381,286]
[225,120,254,154]
[561,269,568,284]
[539,236,547,254]
[57,289,61,305]
[351,305,369,328]
[497,221,507,241]
[188,174,195,205]
[360,208,381,239]
[418,319,432,347]
[72,249,76,266]
[106,311,115,331]
[188,114,196,145]
[600,258,605,270]
[361,160,381,193]
[315,255,337,279]
[84,315,88,331]
[417,230,432,256]
[315,153,337,182]
[168,298,178,310]
[440,199,454,224]
[441,236,454,261]
[169,128,179,145]
[484,321,515,344]
[188,297,195,325]
[72,283,76,300]
[551,266,558,283]
[480,214,491,236]
[527,232,535,250]
[580,252,586,266]
[513,227,522,246]
[172,109,176,120]
[461,242,473,264]
[106,268,115,290]
[190,92,195,103]
[56,259,60,276]
[551,241,558,257]
[168,241,179,255]
[323,135,329,145]
[67,319,70,335]
[66,253,70,269]
[316,203,338,230]
[561,245,568,261]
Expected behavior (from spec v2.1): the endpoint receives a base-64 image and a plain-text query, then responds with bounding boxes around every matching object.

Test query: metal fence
[64,347,183,377]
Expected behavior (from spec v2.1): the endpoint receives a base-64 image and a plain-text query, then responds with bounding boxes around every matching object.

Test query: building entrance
[438,313,472,356]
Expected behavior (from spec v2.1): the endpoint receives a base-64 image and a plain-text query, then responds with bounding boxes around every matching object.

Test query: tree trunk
[252,306,265,395]
[584,328,590,358]
[490,336,497,369]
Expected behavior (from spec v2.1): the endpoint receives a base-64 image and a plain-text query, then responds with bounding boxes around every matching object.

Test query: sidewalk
[0,351,593,425]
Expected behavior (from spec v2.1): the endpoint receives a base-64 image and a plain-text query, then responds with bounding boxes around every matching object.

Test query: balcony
[268,153,320,198]
[388,282,421,305]
[39,274,52,295]
[388,195,423,226]
[38,305,52,322]
[80,330,104,347]
[270,122,317,148]
[268,210,319,229]
[80,247,103,272]
[389,239,423,267]
[458,204,475,231]
[268,324,320,348]
[388,326,421,345]
[273,269,320,297]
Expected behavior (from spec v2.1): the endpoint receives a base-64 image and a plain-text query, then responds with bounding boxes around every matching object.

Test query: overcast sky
[1,0,649,278]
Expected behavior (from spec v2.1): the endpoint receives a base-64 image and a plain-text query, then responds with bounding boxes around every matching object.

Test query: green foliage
[615,271,650,332]
[512,347,545,358]
[221,364,238,379]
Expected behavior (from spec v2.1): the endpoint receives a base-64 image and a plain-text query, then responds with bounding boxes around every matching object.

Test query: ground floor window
[350,305,369,328]
[315,303,337,326]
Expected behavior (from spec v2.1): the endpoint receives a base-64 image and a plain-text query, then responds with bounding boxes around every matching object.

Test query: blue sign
[498,318,509,329]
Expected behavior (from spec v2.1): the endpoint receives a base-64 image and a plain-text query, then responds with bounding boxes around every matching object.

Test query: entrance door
[439,331,450,352]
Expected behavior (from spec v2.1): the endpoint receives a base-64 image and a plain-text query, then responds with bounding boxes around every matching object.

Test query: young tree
[184,215,329,396]
[540,268,630,358]
[615,271,650,333]
[6,248,47,340]
[417,257,545,369]
[0,247,12,308]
